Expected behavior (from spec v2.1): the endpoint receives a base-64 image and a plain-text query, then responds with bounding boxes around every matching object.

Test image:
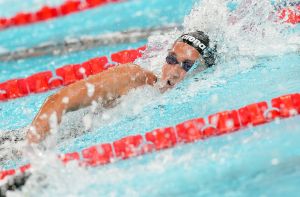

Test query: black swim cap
[177,31,216,67]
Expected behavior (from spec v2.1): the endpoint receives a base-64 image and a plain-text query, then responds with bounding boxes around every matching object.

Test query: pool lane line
[0,4,299,61]
[0,25,180,61]
[0,2,298,31]
[0,27,178,102]
[0,92,299,194]
[278,5,300,24]
[0,0,126,31]
[1,5,299,102]
[0,45,146,102]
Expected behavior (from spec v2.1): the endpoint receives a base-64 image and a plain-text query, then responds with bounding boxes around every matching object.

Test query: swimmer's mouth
[167,80,176,87]
[159,80,174,93]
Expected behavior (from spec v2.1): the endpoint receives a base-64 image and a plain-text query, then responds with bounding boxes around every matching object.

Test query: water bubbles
[289,109,298,116]
[211,94,219,104]
[0,46,8,54]
[86,83,95,98]
[49,112,58,135]
[91,100,98,112]
[211,115,219,125]
[133,11,143,17]
[102,112,111,121]
[226,119,234,128]
[83,114,92,130]
[79,67,86,75]
[96,146,104,155]
[29,126,37,135]
[3,1,298,196]
[271,158,279,165]
[62,97,69,104]
[183,0,298,60]
[39,113,48,120]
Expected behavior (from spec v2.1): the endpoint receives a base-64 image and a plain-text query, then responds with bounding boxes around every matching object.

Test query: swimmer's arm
[27,64,157,143]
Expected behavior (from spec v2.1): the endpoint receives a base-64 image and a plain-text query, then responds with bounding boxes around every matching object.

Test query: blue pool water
[0,0,300,196]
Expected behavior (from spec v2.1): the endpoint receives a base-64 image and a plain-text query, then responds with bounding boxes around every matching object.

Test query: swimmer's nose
[172,73,180,79]
[162,64,184,88]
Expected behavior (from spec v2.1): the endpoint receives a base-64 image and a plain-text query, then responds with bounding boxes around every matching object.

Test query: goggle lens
[165,54,196,72]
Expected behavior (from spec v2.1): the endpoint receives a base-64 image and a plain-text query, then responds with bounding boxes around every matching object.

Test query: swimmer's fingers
[26,131,41,144]
[26,125,48,144]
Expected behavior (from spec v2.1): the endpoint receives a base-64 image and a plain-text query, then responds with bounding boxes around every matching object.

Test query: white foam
[8,0,300,196]
[86,83,95,98]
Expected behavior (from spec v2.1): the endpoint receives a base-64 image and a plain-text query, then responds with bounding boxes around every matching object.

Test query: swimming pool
[0,0,300,196]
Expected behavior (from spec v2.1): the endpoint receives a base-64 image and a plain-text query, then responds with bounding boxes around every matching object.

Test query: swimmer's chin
[159,84,174,93]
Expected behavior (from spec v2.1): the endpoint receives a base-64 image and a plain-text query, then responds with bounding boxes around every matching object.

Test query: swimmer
[27,31,216,143]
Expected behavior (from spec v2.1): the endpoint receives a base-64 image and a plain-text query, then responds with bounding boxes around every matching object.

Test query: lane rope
[0,4,299,102]
[0,0,125,30]
[0,3,298,31]
[278,5,300,24]
[0,25,178,61]
[0,92,299,185]
[0,46,146,102]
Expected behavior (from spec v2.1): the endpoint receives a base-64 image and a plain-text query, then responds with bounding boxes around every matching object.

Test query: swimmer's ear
[203,45,217,67]
[189,59,201,73]
[187,61,207,77]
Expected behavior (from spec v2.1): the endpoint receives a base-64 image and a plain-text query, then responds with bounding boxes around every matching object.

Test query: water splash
[140,0,299,77]
[185,0,298,57]
[4,0,300,196]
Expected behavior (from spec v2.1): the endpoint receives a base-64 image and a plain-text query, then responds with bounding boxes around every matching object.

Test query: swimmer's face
[160,41,200,92]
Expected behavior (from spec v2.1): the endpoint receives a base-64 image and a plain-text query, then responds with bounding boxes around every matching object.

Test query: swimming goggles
[165,53,200,72]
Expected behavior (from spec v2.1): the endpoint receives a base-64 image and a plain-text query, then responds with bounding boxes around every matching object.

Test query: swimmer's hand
[26,64,157,144]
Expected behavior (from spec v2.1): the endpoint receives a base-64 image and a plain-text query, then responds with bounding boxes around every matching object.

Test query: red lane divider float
[0,46,146,102]
[279,5,300,24]
[0,0,124,30]
[1,93,299,181]
[1,4,299,30]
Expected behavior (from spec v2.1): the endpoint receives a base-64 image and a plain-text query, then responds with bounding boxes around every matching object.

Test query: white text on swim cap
[182,35,206,50]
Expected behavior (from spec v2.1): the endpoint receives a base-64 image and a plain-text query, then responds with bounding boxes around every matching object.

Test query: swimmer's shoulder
[114,63,157,85]
[114,63,146,72]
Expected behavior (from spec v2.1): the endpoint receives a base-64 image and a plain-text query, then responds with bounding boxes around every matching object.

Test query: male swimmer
[27,31,216,143]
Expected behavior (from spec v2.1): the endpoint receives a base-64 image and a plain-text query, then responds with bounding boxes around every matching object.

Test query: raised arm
[27,64,157,143]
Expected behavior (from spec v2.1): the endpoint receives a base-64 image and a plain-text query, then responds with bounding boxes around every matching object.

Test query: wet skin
[160,41,201,92]
[27,41,201,143]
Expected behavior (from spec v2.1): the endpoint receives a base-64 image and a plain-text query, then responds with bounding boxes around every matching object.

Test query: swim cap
[177,31,209,55]
[177,31,216,67]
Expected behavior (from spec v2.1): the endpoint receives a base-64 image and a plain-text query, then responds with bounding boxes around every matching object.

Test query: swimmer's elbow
[43,91,70,113]
[145,71,157,85]
[45,93,60,105]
